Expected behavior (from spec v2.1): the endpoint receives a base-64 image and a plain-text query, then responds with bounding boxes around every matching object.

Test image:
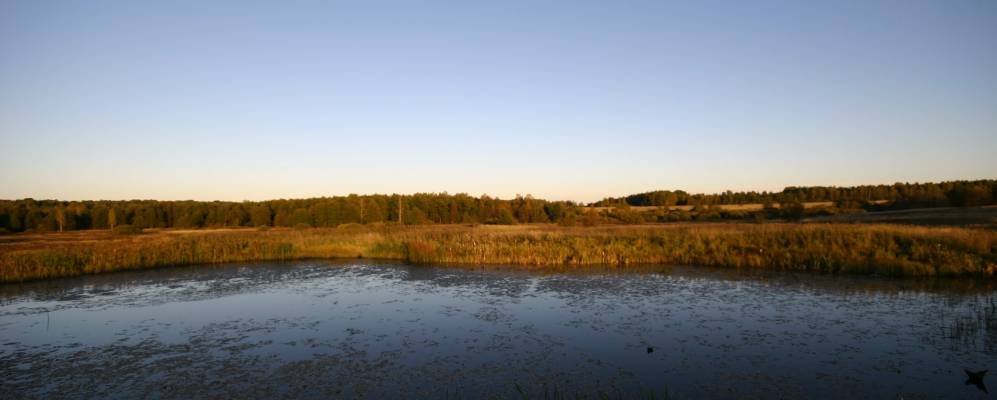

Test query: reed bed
[1,223,995,283]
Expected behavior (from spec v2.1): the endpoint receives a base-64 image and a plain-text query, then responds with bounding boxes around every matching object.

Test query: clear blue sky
[1,0,995,202]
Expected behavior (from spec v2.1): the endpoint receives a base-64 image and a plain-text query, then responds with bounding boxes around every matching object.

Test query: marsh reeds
[1,224,994,283]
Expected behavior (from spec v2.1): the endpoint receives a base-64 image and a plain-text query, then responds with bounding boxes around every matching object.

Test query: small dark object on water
[647,347,653,354]
[965,369,988,393]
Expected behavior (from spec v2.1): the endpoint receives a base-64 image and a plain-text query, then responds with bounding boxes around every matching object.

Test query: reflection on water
[1,261,996,399]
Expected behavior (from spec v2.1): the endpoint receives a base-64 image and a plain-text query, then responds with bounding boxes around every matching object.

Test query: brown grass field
[585,201,894,213]
[2,222,995,283]
[805,206,997,228]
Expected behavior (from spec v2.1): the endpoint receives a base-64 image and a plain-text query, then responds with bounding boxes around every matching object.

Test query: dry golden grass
[1,223,995,283]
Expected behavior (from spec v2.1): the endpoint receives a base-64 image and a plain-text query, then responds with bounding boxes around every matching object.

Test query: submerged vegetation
[1,224,994,283]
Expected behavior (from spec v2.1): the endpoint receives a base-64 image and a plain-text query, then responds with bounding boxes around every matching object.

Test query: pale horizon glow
[2,1,995,203]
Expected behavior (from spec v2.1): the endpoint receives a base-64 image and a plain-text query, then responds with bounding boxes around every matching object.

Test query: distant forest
[0,194,563,232]
[0,180,994,232]
[591,180,997,208]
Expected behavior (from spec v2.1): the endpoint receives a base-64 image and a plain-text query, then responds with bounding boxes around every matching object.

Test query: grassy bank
[1,224,995,283]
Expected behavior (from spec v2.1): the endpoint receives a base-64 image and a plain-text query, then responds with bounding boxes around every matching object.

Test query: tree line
[0,193,575,233]
[591,180,997,209]
[1,180,994,233]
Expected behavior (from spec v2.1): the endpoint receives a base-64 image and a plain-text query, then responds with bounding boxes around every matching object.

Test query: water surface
[2,261,996,399]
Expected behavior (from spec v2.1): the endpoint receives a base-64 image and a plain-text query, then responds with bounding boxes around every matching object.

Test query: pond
[1,261,996,399]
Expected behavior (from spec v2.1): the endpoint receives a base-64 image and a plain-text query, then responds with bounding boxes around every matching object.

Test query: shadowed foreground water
[2,261,996,399]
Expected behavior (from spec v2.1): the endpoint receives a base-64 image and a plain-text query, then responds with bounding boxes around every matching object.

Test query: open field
[2,223,995,283]
[805,206,997,228]
[586,201,837,213]
[587,200,895,212]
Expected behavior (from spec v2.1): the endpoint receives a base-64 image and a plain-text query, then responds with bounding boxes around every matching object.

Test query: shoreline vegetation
[2,180,994,283]
[2,223,995,284]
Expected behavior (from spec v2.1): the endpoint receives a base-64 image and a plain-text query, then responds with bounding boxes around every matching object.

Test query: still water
[1,261,996,399]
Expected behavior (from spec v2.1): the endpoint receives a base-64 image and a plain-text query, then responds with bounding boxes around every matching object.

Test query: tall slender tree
[54,206,66,232]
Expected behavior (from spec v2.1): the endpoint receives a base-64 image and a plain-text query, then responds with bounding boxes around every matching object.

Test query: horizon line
[3,177,994,204]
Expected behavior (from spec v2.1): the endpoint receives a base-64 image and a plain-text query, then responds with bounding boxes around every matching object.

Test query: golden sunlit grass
[1,223,995,283]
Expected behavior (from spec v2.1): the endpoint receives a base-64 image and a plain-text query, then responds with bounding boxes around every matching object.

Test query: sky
[1,0,995,203]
